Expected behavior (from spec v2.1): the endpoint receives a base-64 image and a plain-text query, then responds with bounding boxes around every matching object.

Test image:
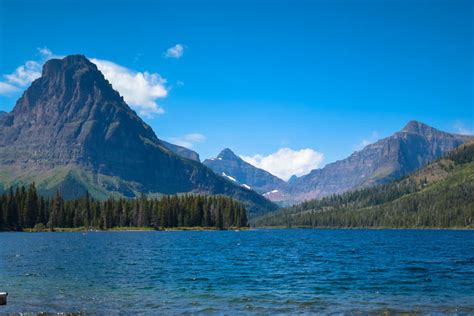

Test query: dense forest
[0,186,248,231]
[253,141,474,228]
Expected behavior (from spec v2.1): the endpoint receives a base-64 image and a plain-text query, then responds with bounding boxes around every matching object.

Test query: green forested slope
[253,141,474,228]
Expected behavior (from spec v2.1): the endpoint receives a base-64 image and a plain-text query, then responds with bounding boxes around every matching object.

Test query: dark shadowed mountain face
[160,140,200,162]
[268,121,471,204]
[203,148,285,194]
[0,55,276,216]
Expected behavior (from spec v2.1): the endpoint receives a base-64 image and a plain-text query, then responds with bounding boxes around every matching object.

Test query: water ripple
[0,229,473,313]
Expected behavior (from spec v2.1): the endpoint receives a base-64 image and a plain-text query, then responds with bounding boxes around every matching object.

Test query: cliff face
[0,55,276,216]
[274,121,471,203]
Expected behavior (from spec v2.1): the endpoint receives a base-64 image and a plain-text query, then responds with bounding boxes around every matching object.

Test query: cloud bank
[241,148,324,181]
[91,58,168,117]
[0,48,53,91]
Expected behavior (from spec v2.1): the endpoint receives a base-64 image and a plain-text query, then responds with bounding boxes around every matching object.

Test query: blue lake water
[0,229,473,314]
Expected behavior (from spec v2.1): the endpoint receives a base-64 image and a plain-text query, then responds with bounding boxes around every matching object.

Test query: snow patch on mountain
[222,172,237,182]
[263,189,279,196]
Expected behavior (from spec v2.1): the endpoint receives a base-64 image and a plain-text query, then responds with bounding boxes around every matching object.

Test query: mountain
[160,140,200,162]
[269,121,471,203]
[288,175,298,183]
[0,111,6,117]
[0,55,276,216]
[203,148,286,194]
[252,139,474,228]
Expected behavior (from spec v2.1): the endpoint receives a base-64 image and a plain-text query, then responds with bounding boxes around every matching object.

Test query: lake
[0,229,473,314]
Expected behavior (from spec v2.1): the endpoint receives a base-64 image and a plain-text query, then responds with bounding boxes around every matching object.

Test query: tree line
[0,186,248,231]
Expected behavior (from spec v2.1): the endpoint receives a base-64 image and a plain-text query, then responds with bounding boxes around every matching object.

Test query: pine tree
[22,183,39,228]
[5,188,19,229]
[48,191,65,229]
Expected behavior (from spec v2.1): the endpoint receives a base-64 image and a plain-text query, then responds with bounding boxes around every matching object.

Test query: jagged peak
[217,148,239,160]
[400,120,441,135]
[402,120,427,131]
[42,54,98,77]
[12,53,126,117]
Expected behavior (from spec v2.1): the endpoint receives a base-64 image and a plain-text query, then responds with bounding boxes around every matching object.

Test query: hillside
[253,140,474,228]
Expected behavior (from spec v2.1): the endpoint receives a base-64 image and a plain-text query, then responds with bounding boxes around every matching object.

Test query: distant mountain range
[203,148,285,194]
[203,121,470,205]
[0,55,276,216]
[276,121,470,203]
[252,139,474,228]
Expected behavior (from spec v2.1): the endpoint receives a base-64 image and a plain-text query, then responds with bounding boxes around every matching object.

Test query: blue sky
[0,0,472,179]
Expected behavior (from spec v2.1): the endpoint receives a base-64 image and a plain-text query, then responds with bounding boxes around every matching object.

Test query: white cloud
[0,82,19,94]
[1,47,57,89]
[91,58,168,117]
[163,44,185,59]
[37,47,54,59]
[241,148,324,181]
[453,122,473,136]
[3,60,42,87]
[169,133,206,149]
[353,131,379,151]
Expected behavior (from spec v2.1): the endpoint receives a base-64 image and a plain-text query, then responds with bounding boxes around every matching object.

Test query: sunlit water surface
[0,229,473,314]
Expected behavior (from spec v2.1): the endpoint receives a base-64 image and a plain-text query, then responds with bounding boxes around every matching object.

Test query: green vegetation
[0,166,140,200]
[0,186,248,231]
[0,165,276,217]
[253,141,474,229]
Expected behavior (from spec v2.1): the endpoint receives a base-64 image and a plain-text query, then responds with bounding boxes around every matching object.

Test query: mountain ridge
[268,120,471,204]
[0,55,277,216]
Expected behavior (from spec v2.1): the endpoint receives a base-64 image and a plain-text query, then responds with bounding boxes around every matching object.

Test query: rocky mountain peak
[204,148,285,195]
[42,54,96,77]
[217,148,239,160]
[12,54,127,120]
[400,120,441,136]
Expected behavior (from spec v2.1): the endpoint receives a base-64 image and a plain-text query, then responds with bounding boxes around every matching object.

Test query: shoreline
[0,226,252,233]
[1,226,472,233]
[252,225,474,231]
